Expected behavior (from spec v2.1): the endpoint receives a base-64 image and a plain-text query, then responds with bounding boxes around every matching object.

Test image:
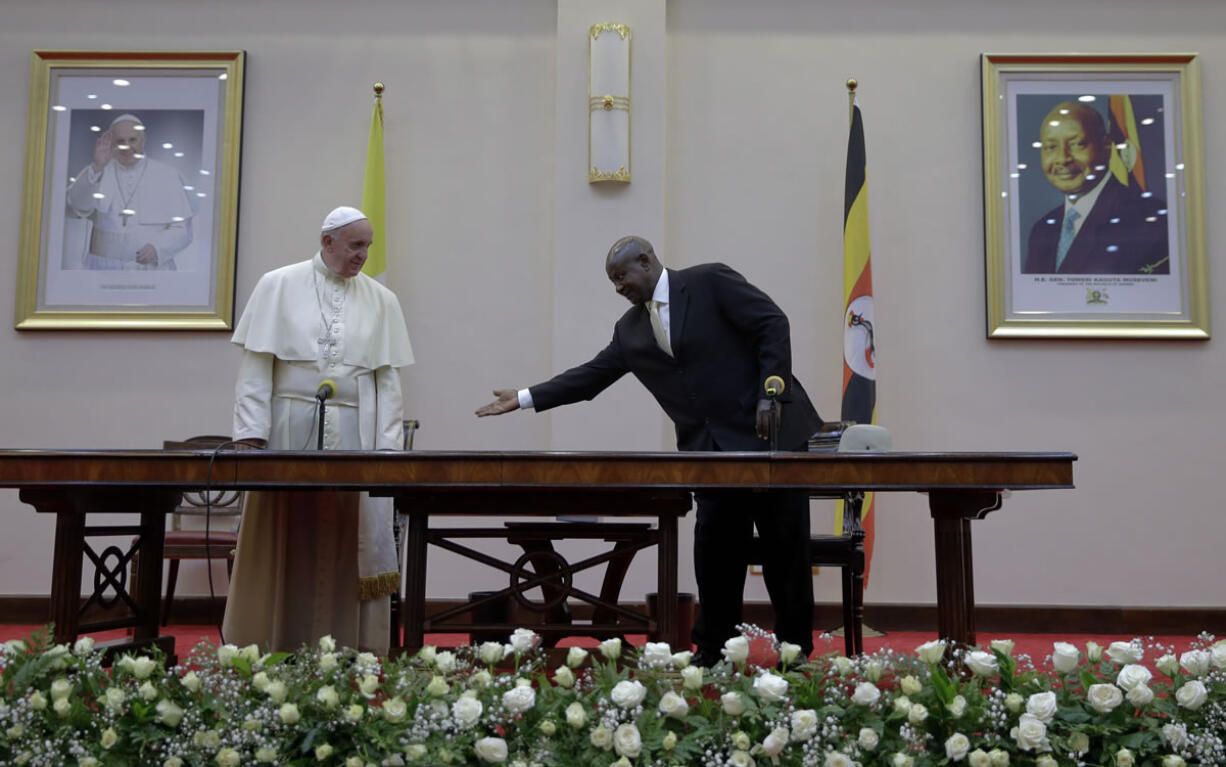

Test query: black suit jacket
[1024,177,1169,275]
[530,263,821,451]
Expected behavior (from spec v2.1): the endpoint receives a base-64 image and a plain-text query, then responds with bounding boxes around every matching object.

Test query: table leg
[402,509,428,650]
[927,490,1002,648]
[655,513,678,647]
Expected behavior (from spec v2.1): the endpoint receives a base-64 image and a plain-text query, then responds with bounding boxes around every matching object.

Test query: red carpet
[0,624,1204,668]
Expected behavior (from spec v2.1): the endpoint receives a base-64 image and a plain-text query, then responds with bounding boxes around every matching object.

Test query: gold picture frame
[981,53,1207,339]
[15,50,245,330]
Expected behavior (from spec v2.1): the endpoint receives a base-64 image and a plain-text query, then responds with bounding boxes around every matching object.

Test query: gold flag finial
[373,82,385,99]
[846,78,858,93]
[846,78,858,123]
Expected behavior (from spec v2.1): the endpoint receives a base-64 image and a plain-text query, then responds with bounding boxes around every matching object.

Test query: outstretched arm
[475,389,521,417]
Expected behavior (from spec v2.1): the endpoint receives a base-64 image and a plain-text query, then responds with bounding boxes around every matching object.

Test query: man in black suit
[477,235,822,664]
[1023,101,1169,275]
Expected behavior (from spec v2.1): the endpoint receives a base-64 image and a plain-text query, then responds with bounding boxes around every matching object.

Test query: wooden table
[0,449,1074,658]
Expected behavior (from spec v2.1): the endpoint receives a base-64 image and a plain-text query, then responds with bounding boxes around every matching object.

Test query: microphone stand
[316,396,327,451]
[768,397,780,452]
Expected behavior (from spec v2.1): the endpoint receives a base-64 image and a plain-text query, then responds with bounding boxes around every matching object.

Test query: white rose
[1126,683,1154,706]
[344,758,363,767]
[613,723,642,757]
[945,733,971,761]
[850,681,881,706]
[778,642,802,667]
[1117,663,1153,691]
[754,671,789,702]
[857,727,879,750]
[1180,650,1210,677]
[1085,641,1102,662]
[1087,683,1123,713]
[53,697,71,717]
[452,696,483,728]
[564,701,586,728]
[1036,757,1058,767]
[566,646,589,667]
[968,749,991,767]
[1004,692,1024,712]
[658,691,689,719]
[864,661,883,682]
[215,748,240,767]
[553,665,575,688]
[761,726,790,757]
[722,635,750,664]
[157,699,184,727]
[899,675,922,696]
[502,685,535,714]
[1175,679,1208,710]
[1026,691,1057,723]
[966,650,998,677]
[892,695,913,714]
[100,727,118,749]
[344,703,364,722]
[1011,713,1050,752]
[265,680,287,703]
[908,703,929,724]
[539,719,556,736]
[216,644,238,667]
[722,691,747,716]
[181,671,201,693]
[415,645,437,664]
[130,655,160,679]
[672,650,693,668]
[252,671,271,692]
[103,687,124,711]
[254,749,277,764]
[356,651,378,667]
[916,639,946,664]
[610,679,647,709]
[1210,640,1226,668]
[598,638,622,661]
[73,637,96,656]
[318,634,336,652]
[641,641,673,668]
[479,642,507,665]
[1106,641,1143,664]
[947,694,967,718]
[662,731,677,750]
[470,670,493,687]
[319,653,338,671]
[508,628,538,655]
[1156,653,1180,676]
[790,709,818,741]
[1115,747,1136,767]
[824,753,855,767]
[435,650,456,673]
[474,737,508,763]
[239,644,260,664]
[139,681,158,701]
[1162,723,1188,748]
[383,697,407,722]
[989,639,1015,656]
[1050,642,1080,673]
[1068,731,1090,755]
[681,664,704,691]
[731,730,751,751]
[988,748,1010,767]
[197,731,222,750]
[610,759,632,767]
[279,702,300,724]
[50,678,72,700]
[425,675,449,697]
[589,724,613,750]
[892,754,916,767]
[1162,757,1187,767]
[80,758,99,767]
[316,685,339,708]
[833,656,854,676]
[730,750,756,767]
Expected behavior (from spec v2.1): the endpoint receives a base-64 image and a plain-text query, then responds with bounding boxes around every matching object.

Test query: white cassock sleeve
[233,350,274,442]
[373,365,404,450]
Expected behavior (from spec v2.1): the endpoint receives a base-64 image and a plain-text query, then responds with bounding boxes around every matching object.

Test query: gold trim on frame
[981,53,1207,339]
[15,50,245,330]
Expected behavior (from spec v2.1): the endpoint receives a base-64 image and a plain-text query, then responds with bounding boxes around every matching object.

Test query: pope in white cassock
[223,206,415,654]
[66,113,195,270]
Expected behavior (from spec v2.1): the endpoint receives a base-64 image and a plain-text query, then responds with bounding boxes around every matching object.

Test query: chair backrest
[162,435,244,530]
[403,419,420,451]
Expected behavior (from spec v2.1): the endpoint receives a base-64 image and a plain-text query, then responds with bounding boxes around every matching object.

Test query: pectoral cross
[317,335,336,357]
[120,211,132,228]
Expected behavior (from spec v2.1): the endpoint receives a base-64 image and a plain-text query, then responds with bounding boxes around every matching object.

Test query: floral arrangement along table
[2,625,1224,766]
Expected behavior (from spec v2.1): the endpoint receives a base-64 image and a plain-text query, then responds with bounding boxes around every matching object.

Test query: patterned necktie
[1054,208,1080,271]
[648,300,673,357]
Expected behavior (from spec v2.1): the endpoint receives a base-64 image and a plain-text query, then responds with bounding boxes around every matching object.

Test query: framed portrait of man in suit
[981,53,1208,339]
[15,50,245,330]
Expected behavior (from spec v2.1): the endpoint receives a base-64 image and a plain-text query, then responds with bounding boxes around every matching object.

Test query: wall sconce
[589,23,631,183]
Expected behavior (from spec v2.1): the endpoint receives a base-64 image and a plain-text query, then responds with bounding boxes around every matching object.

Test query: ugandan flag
[360,90,387,282]
[1108,94,1147,192]
[837,97,877,586]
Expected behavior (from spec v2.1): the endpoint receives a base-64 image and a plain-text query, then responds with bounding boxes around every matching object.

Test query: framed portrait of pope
[15,50,245,330]
[981,53,1207,339]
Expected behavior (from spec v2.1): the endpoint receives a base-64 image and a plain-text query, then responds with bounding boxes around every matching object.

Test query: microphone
[764,375,786,397]
[316,379,337,402]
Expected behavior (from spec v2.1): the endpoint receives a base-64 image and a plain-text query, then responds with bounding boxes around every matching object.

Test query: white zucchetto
[321,206,368,232]
[109,113,144,128]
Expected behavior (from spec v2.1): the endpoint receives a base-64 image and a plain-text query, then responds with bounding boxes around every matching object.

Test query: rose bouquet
[2,624,1225,766]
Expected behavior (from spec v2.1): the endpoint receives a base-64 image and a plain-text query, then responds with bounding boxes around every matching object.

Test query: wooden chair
[746,422,891,656]
[151,436,244,625]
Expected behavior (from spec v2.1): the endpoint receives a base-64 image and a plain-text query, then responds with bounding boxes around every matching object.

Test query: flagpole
[846,77,857,123]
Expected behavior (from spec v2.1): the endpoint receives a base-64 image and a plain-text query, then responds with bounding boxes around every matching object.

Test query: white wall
[1,0,1223,612]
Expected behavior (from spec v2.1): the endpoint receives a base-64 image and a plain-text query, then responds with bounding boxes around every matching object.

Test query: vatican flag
[360,86,386,282]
